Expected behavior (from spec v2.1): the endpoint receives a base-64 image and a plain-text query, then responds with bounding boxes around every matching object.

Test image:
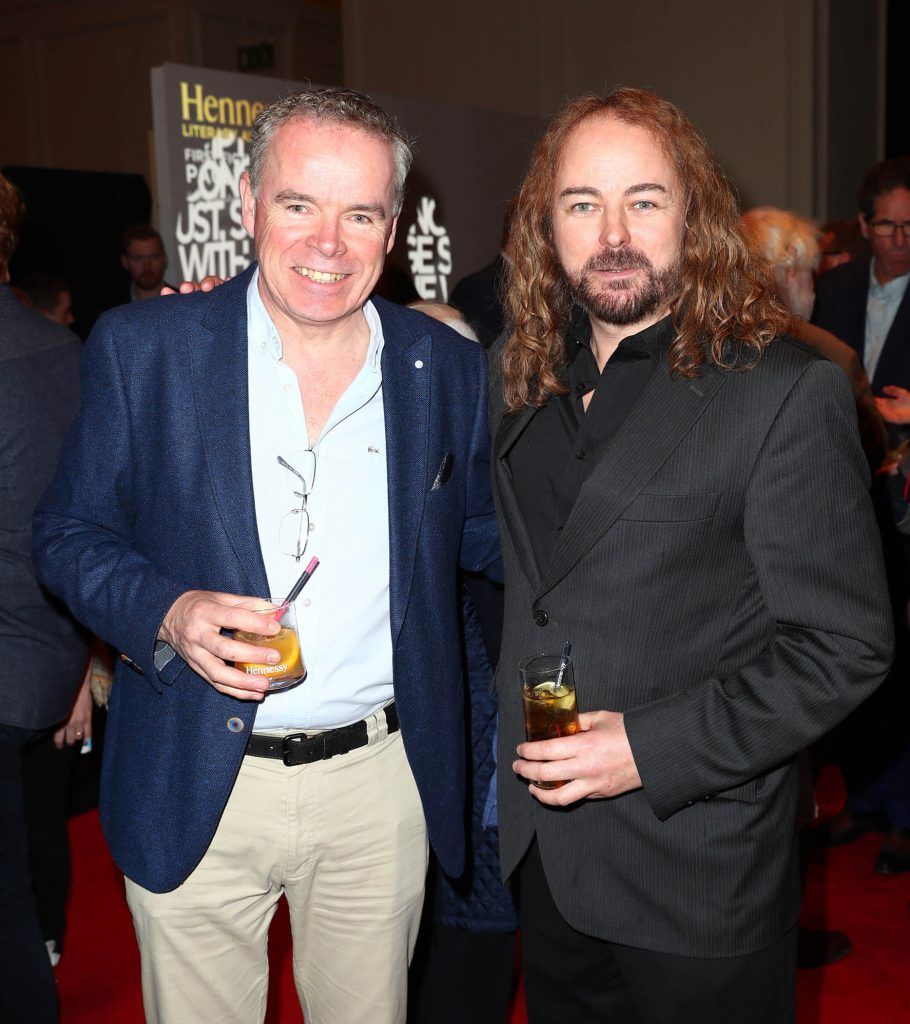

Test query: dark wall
[824,0,885,220]
[886,0,910,158]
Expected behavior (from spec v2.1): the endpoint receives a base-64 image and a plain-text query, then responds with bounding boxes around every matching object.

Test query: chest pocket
[620,491,721,523]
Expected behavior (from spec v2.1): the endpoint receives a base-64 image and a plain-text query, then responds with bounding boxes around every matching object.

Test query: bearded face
[551,115,687,334]
[564,245,681,326]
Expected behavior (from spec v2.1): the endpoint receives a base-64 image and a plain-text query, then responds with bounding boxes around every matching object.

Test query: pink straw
[276,556,319,617]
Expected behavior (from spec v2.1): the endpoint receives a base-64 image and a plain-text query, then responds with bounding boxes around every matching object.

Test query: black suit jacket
[813,258,910,391]
[450,256,507,349]
[491,335,892,957]
[0,285,90,728]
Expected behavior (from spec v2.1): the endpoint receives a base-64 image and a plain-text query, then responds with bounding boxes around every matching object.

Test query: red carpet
[57,786,910,1022]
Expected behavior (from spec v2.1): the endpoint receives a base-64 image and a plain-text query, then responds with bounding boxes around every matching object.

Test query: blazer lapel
[378,302,431,646]
[493,405,544,589]
[190,267,269,596]
[537,365,726,599]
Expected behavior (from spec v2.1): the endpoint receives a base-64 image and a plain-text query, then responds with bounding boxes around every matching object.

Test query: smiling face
[552,114,686,331]
[240,118,399,338]
[861,186,910,285]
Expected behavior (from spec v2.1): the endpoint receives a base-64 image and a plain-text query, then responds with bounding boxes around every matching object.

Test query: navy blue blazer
[813,258,910,391]
[33,266,500,892]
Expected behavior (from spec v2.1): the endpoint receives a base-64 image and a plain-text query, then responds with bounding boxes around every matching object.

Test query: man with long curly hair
[492,88,892,1022]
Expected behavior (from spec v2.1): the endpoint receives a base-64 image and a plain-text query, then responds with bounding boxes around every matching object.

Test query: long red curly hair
[501,88,790,412]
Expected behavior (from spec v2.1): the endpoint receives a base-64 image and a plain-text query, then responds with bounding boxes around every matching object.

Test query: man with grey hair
[34,87,500,1023]
[742,206,886,456]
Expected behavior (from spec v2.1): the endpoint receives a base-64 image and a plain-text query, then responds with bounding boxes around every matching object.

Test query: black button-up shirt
[507,312,673,573]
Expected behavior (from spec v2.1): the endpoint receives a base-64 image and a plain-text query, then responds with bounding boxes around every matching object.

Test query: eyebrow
[558,183,669,200]
[273,190,388,217]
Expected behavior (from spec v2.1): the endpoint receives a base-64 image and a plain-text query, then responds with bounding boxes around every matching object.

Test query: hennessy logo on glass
[519,648,580,789]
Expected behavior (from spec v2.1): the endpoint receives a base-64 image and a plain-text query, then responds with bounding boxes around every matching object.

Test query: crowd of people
[2,82,909,1024]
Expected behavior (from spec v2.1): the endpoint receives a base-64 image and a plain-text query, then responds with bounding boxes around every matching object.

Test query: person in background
[0,171,91,1023]
[742,206,887,460]
[17,271,75,328]
[813,158,910,412]
[119,225,173,302]
[405,300,517,1024]
[450,209,513,348]
[811,158,910,876]
[817,218,870,277]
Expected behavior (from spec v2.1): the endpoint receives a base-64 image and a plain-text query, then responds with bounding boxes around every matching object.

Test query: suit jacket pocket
[620,490,721,523]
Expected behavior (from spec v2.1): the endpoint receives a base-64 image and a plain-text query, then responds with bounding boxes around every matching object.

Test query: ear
[240,172,256,237]
[859,213,870,241]
[385,213,399,255]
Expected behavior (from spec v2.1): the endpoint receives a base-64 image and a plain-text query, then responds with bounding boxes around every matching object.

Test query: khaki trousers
[125,724,428,1024]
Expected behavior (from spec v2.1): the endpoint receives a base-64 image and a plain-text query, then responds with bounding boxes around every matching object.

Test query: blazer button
[533,610,549,627]
[226,717,245,733]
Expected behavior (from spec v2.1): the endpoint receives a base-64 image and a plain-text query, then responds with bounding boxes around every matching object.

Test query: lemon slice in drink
[531,680,570,700]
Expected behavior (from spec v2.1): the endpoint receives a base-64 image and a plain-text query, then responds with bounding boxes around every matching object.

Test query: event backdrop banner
[151,63,539,299]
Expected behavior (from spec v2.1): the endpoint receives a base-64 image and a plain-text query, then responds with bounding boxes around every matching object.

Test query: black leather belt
[246,702,399,766]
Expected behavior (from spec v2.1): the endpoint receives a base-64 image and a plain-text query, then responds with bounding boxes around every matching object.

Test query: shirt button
[308,521,315,533]
[226,717,244,733]
[283,383,291,392]
[414,359,424,369]
[575,449,587,460]
[576,383,586,392]
[301,598,311,608]
[533,610,549,627]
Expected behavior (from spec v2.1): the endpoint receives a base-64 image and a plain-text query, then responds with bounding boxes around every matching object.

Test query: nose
[599,207,631,249]
[308,217,345,258]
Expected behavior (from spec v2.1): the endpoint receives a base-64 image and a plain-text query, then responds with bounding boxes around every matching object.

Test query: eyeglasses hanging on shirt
[278,451,317,562]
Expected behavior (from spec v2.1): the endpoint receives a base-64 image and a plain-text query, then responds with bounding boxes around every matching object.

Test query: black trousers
[0,724,59,1024]
[409,924,516,1024]
[518,840,796,1024]
[408,856,517,1024]
[22,730,78,952]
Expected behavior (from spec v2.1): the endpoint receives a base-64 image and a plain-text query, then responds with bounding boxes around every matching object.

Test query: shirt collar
[869,261,910,300]
[247,267,385,370]
[566,309,673,366]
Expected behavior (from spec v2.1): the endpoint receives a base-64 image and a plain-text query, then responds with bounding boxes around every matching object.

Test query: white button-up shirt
[246,271,393,731]
[864,263,910,380]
